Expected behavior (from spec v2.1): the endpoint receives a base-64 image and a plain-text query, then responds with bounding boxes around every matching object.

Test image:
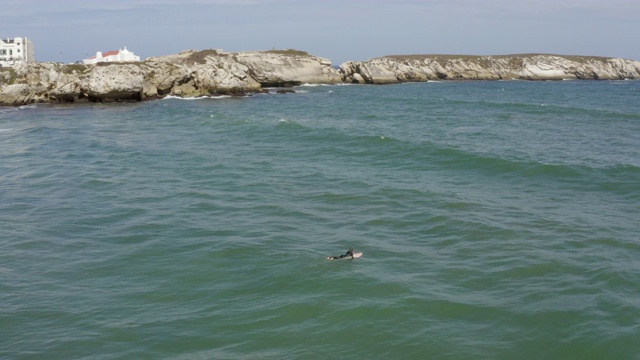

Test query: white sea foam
[299,83,334,87]
[299,83,355,87]
[0,105,34,118]
[162,95,233,101]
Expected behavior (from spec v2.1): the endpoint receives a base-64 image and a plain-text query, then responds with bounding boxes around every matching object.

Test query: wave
[431,145,621,177]
[425,146,565,177]
[259,116,637,185]
[304,126,640,188]
[438,96,640,120]
[0,104,37,119]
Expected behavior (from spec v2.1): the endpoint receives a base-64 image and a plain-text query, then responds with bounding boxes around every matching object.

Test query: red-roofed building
[83,47,140,65]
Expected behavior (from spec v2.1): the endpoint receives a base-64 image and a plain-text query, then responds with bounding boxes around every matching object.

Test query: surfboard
[327,252,363,260]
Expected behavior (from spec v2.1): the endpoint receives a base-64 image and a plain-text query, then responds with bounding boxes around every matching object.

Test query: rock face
[234,50,341,87]
[0,49,341,105]
[339,54,640,83]
[2,51,640,106]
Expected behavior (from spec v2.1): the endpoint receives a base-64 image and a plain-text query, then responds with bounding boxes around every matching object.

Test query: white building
[83,47,140,65]
[0,37,35,67]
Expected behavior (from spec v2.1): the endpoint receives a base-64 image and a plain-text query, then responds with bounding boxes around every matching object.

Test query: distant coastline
[2,50,640,106]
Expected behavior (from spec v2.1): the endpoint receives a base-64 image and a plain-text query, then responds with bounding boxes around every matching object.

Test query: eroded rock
[0,49,340,105]
[339,54,640,83]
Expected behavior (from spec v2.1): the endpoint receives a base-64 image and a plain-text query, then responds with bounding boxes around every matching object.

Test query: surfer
[327,248,354,260]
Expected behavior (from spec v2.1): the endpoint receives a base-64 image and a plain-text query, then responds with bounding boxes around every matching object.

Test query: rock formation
[0,49,341,105]
[1,50,639,106]
[339,54,640,83]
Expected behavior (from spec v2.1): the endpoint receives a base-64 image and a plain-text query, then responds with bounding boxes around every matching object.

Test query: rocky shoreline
[1,49,639,106]
[342,54,640,83]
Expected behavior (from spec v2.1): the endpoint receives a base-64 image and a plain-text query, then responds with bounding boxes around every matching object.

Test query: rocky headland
[1,50,639,106]
[340,54,640,83]
[0,49,341,106]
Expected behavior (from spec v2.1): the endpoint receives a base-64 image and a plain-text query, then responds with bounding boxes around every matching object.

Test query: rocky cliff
[340,54,640,83]
[0,49,341,106]
[2,51,639,106]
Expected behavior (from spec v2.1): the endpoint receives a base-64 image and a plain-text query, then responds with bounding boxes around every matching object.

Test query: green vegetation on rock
[264,49,310,57]
[62,64,89,74]
[186,49,222,65]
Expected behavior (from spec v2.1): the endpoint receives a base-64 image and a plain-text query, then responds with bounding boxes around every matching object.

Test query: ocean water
[1,80,639,359]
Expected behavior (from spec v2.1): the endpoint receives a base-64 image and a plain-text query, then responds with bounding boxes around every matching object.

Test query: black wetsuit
[328,248,354,260]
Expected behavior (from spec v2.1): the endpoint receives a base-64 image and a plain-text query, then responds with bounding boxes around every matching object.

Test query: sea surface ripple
[1,81,639,359]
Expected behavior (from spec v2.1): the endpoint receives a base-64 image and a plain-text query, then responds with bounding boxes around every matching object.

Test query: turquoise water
[1,81,639,359]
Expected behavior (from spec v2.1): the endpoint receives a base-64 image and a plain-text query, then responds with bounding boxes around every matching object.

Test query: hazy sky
[2,0,639,65]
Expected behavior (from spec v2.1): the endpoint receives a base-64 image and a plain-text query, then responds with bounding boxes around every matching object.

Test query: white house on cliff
[83,47,140,65]
[0,37,35,67]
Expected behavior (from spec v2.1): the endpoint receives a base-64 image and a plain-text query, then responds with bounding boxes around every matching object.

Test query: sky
[1,0,639,65]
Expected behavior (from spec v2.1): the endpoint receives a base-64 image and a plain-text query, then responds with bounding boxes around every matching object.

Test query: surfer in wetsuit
[327,248,354,260]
